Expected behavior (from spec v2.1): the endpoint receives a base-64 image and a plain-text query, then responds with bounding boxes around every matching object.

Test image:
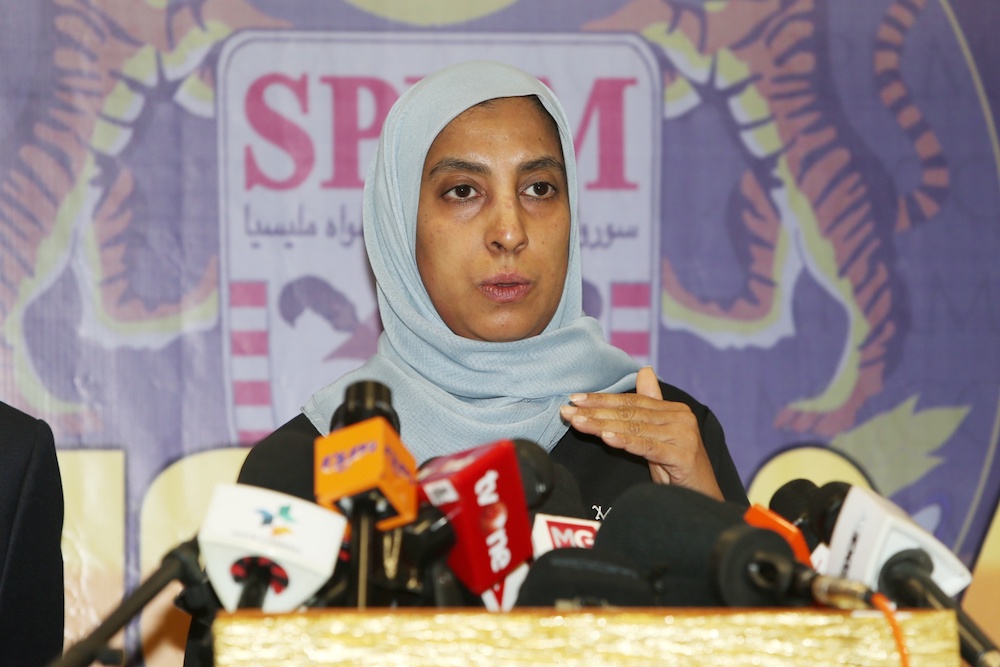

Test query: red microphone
[417,439,533,596]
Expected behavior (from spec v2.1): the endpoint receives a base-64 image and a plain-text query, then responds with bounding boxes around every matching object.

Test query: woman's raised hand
[559,366,725,500]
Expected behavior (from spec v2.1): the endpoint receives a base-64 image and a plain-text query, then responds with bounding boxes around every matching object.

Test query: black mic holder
[50,539,204,667]
[879,548,1000,667]
[236,558,276,609]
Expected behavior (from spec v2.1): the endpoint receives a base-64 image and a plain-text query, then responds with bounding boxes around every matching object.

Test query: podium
[212,608,959,666]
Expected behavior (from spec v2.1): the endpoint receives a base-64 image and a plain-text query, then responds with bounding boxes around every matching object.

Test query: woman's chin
[454,318,548,343]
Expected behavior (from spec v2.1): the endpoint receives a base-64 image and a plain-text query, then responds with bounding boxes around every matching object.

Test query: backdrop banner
[1,1,997,664]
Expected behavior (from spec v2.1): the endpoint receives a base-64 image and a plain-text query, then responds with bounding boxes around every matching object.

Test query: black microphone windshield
[768,478,818,522]
[769,478,821,550]
[512,438,554,508]
[237,430,316,501]
[531,462,587,520]
[515,548,655,608]
[331,380,400,433]
[591,483,746,606]
[807,481,852,544]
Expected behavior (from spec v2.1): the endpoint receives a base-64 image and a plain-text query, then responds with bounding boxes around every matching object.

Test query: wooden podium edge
[212,607,959,666]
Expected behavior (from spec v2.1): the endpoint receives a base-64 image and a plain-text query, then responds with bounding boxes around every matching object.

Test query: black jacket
[245,379,748,514]
[549,380,749,519]
[0,401,65,667]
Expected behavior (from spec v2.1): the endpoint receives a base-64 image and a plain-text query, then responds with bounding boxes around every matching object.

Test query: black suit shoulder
[0,401,65,667]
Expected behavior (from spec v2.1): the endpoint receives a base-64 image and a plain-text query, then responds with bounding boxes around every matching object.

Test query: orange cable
[871,591,911,667]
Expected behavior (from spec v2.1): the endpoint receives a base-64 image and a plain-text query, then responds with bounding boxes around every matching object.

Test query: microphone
[515,547,656,608]
[417,438,533,596]
[530,461,588,521]
[480,438,556,611]
[591,484,743,606]
[768,478,822,552]
[314,380,418,608]
[387,439,563,611]
[512,438,555,509]
[806,482,972,597]
[804,482,997,666]
[713,522,873,609]
[878,549,1000,667]
[382,442,557,610]
[392,504,465,607]
[50,540,202,667]
[528,459,598,559]
[197,482,347,613]
[329,377,401,433]
[461,439,556,612]
[57,440,347,667]
[743,504,813,567]
[314,381,417,530]
[531,514,601,556]
[592,483,874,609]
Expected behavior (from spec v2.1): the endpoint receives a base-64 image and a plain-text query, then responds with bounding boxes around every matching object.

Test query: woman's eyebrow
[519,156,565,177]
[426,155,565,180]
[427,157,489,179]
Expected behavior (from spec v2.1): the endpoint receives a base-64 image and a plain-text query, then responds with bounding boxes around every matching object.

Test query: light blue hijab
[303,60,639,463]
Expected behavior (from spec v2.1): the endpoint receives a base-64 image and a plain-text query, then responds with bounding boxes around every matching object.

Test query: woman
[269,59,746,512]
[178,58,748,667]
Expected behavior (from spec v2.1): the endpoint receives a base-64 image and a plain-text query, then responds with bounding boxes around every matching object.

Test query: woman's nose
[486,198,528,253]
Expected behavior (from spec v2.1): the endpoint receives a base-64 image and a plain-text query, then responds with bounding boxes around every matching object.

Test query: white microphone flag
[198,483,347,612]
[822,486,972,597]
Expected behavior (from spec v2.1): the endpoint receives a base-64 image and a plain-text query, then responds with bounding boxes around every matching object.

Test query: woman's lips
[480,273,533,302]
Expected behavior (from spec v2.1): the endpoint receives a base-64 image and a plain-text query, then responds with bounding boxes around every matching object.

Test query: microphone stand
[347,496,377,609]
[50,539,204,667]
[879,549,1000,667]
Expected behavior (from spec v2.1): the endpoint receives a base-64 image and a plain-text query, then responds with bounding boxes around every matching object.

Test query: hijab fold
[303,60,639,462]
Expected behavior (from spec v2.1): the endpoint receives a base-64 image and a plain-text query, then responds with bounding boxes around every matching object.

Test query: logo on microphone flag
[256,505,297,537]
[531,514,601,557]
[198,483,347,612]
[314,416,418,530]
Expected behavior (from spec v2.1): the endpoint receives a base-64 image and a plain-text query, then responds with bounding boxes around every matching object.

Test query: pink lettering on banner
[233,380,272,405]
[244,73,315,191]
[320,77,398,189]
[229,281,268,307]
[228,281,275,444]
[612,282,651,307]
[240,74,641,193]
[610,281,651,362]
[231,331,269,355]
[610,331,650,356]
[574,78,638,191]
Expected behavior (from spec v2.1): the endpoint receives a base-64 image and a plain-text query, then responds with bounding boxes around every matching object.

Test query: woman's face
[416,96,571,342]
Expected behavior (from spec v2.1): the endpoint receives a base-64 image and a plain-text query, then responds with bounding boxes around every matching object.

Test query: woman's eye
[444,184,476,200]
[524,182,555,198]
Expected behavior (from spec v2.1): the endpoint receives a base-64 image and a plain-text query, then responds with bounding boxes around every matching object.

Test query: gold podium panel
[212,607,958,666]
